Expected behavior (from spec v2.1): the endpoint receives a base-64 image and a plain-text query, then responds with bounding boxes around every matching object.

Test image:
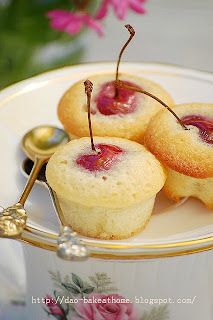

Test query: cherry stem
[115,24,135,98]
[115,81,189,130]
[84,80,96,152]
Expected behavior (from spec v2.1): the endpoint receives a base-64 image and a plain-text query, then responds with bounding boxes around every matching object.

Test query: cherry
[94,25,138,116]
[95,80,140,115]
[182,115,213,144]
[76,144,123,171]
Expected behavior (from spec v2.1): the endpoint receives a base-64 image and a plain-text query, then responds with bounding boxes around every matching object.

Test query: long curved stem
[115,25,135,97]
[84,80,96,152]
[116,81,188,130]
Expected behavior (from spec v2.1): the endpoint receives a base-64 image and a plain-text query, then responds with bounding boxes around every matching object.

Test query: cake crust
[144,103,213,178]
[58,195,154,239]
[163,168,213,209]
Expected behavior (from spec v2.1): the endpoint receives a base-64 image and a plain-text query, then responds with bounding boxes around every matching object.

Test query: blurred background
[0,0,213,90]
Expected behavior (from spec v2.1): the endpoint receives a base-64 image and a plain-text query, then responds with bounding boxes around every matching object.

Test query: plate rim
[1,61,213,259]
[1,61,213,98]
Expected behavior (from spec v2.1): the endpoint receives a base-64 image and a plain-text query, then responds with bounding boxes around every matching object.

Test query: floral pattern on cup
[73,293,136,320]
[43,271,169,320]
[44,293,69,320]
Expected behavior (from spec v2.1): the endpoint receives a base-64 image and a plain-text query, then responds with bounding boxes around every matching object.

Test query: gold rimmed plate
[0,62,213,259]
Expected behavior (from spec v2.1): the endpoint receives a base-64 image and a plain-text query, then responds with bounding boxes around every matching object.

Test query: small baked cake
[58,73,173,143]
[144,103,213,209]
[46,137,166,239]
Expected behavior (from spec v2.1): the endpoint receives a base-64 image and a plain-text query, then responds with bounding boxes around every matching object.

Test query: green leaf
[49,270,62,284]
[89,273,118,293]
[141,305,169,320]
[62,283,81,295]
[71,273,84,289]
[82,286,95,294]
[0,0,85,89]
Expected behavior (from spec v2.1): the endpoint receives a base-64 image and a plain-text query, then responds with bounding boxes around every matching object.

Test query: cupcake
[46,136,166,239]
[58,72,173,143]
[144,103,213,209]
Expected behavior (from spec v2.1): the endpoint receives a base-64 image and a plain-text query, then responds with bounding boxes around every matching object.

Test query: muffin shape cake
[144,103,213,209]
[46,136,166,239]
[58,73,173,143]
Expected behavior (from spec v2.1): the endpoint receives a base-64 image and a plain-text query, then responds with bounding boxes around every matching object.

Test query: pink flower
[47,10,103,37]
[44,295,65,319]
[96,0,146,20]
[73,293,137,320]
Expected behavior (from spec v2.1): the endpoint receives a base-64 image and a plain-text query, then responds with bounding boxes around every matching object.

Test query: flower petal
[64,18,83,35]
[47,9,70,19]
[112,0,128,20]
[47,10,72,31]
[129,0,146,14]
[83,15,104,36]
[95,0,110,20]
[47,9,83,35]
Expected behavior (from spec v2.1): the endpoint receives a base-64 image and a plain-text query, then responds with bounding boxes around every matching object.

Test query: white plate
[0,62,213,258]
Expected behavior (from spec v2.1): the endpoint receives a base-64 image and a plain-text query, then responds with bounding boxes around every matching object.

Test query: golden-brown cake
[46,136,166,239]
[144,103,213,209]
[58,73,173,143]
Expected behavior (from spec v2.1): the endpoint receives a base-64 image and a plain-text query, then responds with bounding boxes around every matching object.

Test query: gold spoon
[21,158,90,260]
[21,158,63,226]
[0,125,69,238]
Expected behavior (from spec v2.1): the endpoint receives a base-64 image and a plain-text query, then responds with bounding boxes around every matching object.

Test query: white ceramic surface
[0,62,212,255]
[23,245,213,319]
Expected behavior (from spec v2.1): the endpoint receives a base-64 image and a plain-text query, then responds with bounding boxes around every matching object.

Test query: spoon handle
[19,158,44,206]
[45,183,64,227]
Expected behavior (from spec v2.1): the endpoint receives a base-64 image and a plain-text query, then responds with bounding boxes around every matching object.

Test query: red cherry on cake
[95,80,140,115]
[182,115,213,144]
[94,25,138,116]
[76,144,123,171]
